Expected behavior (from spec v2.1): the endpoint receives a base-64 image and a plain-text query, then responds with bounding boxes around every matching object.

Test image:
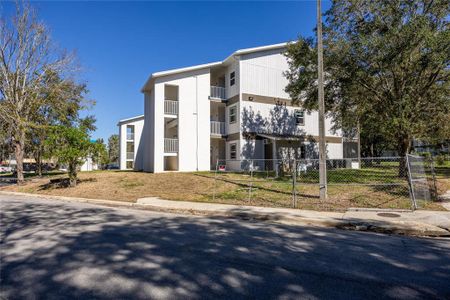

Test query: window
[294,110,304,126]
[229,105,237,124]
[126,125,134,140]
[230,71,235,86]
[126,161,134,169]
[230,143,237,159]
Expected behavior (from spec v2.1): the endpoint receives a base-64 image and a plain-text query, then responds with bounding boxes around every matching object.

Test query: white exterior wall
[226,103,240,134]
[119,117,144,170]
[237,49,343,161]
[136,43,345,172]
[240,101,340,137]
[327,143,343,159]
[80,157,98,172]
[152,68,211,172]
[240,49,290,99]
[225,61,239,99]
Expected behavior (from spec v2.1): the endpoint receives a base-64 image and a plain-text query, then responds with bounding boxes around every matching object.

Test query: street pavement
[1,194,450,299]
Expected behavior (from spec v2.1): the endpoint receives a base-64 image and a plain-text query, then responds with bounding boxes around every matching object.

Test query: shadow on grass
[1,197,450,299]
[38,177,97,190]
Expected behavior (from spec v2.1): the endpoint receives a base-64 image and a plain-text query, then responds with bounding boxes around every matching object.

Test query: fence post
[212,159,219,201]
[406,155,417,210]
[430,159,438,201]
[248,160,254,203]
[292,159,297,208]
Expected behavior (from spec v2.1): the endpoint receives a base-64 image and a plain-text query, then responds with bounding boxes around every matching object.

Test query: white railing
[126,133,134,140]
[164,100,178,115]
[210,121,225,135]
[126,152,134,160]
[164,138,178,153]
[210,86,226,100]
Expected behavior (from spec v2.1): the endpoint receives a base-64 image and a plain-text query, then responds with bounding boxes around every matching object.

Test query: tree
[46,124,94,187]
[285,0,450,174]
[26,72,92,176]
[107,134,119,164]
[0,122,12,164]
[0,2,73,183]
[91,138,108,168]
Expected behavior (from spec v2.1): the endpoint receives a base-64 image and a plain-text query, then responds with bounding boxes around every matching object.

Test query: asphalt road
[1,194,450,300]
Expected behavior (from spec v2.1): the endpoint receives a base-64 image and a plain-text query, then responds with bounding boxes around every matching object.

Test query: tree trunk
[398,136,411,178]
[14,130,25,184]
[34,149,42,177]
[68,162,77,187]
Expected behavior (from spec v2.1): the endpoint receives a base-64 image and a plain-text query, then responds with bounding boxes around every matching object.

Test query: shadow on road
[1,197,449,299]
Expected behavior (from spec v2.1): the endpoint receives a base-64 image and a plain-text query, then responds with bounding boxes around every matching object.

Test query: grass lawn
[1,166,447,211]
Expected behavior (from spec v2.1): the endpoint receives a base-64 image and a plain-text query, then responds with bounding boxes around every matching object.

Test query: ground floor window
[126,161,134,169]
[230,143,237,159]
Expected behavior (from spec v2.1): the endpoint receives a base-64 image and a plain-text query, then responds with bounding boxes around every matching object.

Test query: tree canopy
[285,0,450,158]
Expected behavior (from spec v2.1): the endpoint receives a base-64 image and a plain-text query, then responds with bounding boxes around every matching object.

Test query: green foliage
[285,0,450,157]
[435,154,446,166]
[91,139,109,167]
[107,134,119,164]
[419,152,432,159]
[46,125,93,187]
[26,71,95,175]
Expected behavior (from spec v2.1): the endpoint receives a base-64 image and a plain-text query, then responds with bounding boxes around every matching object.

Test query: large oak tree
[285,0,450,170]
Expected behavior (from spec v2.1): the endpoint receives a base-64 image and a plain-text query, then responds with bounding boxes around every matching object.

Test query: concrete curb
[1,191,449,237]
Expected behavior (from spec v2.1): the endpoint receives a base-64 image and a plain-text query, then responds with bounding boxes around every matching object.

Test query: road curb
[1,191,448,237]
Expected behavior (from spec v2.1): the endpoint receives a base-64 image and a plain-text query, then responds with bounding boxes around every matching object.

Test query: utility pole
[317,0,327,199]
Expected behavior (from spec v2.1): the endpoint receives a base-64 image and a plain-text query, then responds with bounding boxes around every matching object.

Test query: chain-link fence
[209,157,416,211]
[406,154,450,209]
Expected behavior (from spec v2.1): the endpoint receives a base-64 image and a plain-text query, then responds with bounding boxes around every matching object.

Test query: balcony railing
[164,138,178,153]
[126,152,134,160]
[210,86,226,100]
[126,133,134,140]
[210,121,225,135]
[164,100,178,115]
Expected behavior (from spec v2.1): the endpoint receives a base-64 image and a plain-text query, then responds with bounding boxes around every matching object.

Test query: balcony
[210,121,225,136]
[126,152,134,160]
[164,138,178,153]
[126,133,134,140]
[164,100,178,115]
[210,86,226,100]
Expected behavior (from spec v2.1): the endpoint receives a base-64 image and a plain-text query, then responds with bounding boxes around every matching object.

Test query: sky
[4,1,331,142]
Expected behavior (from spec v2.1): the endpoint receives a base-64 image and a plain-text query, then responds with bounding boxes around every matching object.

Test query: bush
[435,155,446,166]
[419,152,431,159]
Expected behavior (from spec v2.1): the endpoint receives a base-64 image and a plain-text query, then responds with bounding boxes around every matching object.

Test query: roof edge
[117,114,145,125]
[141,41,290,93]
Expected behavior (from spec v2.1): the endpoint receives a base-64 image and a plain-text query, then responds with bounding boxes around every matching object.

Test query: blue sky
[6,1,330,142]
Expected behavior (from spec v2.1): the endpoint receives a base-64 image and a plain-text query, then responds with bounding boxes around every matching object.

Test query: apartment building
[119,42,344,172]
[118,115,144,170]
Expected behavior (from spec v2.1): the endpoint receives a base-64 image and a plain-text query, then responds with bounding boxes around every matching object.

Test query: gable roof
[141,42,288,92]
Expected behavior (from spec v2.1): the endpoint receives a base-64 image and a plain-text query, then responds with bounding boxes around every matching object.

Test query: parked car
[105,164,119,170]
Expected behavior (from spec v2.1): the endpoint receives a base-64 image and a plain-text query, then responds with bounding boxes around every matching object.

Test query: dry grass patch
[1,169,447,211]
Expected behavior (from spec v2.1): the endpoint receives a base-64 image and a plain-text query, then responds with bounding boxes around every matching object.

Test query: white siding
[240,49,290,99]
[226,103,240,134]
[119,117,144,171]
[225,61,239,98]
[240,101,341,137]
[153,68,211,172]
